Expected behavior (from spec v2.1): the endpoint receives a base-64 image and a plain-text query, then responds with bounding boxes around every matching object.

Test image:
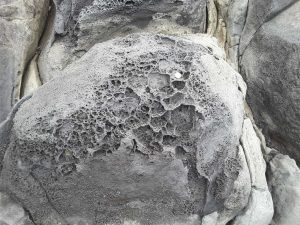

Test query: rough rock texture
[0,34,247,225]
[232,119,273,225]
[38,0,207,83]
[240,0,300,163]
[1,0,299,224]
[267,152,300,225]
[201,145,251,225]
[0,0,49,123]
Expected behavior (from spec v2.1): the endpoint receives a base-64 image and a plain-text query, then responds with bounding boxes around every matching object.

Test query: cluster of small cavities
[79,0,143,18]
[16,40,231,182]
[12,37,242,215]
[92,0,143,9]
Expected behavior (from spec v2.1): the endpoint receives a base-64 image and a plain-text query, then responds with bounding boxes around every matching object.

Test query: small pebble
[174,71,182,79]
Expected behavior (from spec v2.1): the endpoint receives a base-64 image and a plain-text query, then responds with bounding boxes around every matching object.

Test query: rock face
[0,0,49,123]
[207,0,248,69]
[208,0,300,164]
[240,0,300,163]
[239,0,297,56]
[38,0,207,83]
[0,34,248,225]
[232,119,273,225]
[267,152,300,225]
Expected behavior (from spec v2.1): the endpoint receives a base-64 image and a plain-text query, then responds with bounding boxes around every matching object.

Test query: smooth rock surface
[232,119,273,225]
[38,0,207,83]
[207,0,248,69]
[20,55,42,98]
[0,192,34,225]
[232,189,273,225]
[225,0,248,69]
[0,0,49,122]
[240,1,300,163]
[267,153,300,225]
[0,34,246,225]
[239,0,297,55]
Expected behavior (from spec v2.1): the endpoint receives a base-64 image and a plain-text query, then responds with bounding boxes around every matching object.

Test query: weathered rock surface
[1,0,299,224]
[201,118,275,225]
[0,0,49,123]
[38,0,207,83]
[240,0,300,163]
[267,152,300,225]
[201,145,251,225]
[0,34,247,224]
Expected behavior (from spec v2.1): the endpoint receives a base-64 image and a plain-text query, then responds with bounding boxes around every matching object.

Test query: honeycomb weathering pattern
[39,0,207,83]
[54,0,207,49]
[0,34,245,224]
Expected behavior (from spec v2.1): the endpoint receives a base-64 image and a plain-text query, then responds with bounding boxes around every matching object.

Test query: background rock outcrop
[208,0,300,164]
[240,0,300,163]
[207,0,248,69]
[0,0,49,123]
[38,0,207,83]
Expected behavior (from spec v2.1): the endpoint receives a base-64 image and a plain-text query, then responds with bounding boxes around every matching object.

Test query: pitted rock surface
[0,34,246,225]
[55,0,207,46]
[38,0,207,83]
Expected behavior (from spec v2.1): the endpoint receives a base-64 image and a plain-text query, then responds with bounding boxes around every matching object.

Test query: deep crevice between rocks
[19,0,54,99]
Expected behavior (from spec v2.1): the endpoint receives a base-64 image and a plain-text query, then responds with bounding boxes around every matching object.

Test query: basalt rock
[0,34,247,225]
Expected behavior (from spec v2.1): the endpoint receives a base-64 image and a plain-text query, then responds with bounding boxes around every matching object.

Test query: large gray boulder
[0,34,247,225]
[240,0,300,163]
[38,0,207,83]
[0,0,49,123]
[207,0,248,69]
